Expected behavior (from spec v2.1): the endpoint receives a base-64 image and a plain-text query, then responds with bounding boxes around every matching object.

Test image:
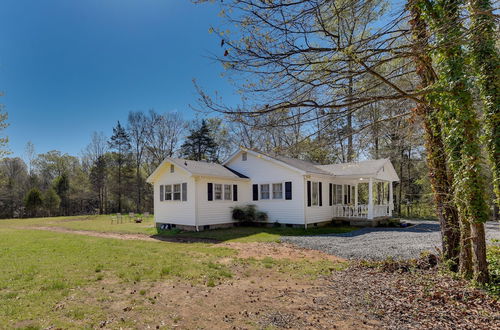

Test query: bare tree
[144,110,186,167]
[127,111,148,212]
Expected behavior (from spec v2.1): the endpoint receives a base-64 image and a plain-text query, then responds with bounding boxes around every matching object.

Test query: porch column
[355,183,359,216]
[367,178,374,219]
[389,181,394,216]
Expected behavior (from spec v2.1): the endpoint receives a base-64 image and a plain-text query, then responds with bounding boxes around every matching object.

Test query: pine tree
[43,188,61,217]
[108,121,131,212]
[54,173,70,215]
[24,188,42,217]
[181,120,218,161]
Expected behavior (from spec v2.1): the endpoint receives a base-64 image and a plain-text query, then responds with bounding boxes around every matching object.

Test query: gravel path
[282,220,500,260]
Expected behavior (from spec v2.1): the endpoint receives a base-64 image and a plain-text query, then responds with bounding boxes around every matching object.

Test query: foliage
[24,188,43,217]
[485,244,500,297]
[53,173,70,214]
[43,188,61,216]
[0,108,9,157]
[231,204,268,224]
[180,119,218,162]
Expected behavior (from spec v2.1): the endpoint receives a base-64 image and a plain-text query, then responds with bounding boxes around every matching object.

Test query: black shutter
[319,182,323,206]
[347,185,351,204]
[252,184,258,201]
[307,181,311,207]
[207,183,213,201]
[160,185,164,201]
[182,183,187,201]
[285,181,292,200]
[233,184,238,201]
[329,183,333,206]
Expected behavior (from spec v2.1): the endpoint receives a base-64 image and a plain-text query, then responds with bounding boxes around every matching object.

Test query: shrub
[231,205,268,224]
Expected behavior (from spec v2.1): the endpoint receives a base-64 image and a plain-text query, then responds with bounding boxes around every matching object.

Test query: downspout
[194,176,199,232]
[304,175,308,230]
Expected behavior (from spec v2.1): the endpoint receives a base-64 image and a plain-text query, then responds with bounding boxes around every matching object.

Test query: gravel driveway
[282,220,500,260]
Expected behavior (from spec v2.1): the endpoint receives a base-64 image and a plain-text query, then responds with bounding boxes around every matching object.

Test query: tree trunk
[468,0,500,208]
[420,0,490,283]
[407,1,462,269]
[470,222,489,283]
[459,219,473,279]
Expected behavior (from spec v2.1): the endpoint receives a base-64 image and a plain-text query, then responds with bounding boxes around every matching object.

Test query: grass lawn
[0,216,344,328]
[158,224,356,242]
[1,215,357,242]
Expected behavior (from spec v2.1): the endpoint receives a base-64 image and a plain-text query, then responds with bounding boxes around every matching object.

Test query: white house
[146,148,399,231]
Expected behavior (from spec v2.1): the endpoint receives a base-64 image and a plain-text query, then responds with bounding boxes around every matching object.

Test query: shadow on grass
[155,224,357,243]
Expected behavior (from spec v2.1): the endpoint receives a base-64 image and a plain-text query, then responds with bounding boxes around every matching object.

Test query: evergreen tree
[24,188,42,217]
[108,121,131,212]
[180,120,218,161]
[43,188,61,217]
[53,173,70,215]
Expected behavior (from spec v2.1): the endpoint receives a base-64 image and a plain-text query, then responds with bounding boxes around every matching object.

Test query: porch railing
[332,204,391,218]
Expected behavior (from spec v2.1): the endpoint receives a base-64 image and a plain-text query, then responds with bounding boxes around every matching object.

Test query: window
[260,184,270,199]
[272,183,283,199]
[242,152,247,161]
[335,185,343,204]
[224,184,232,200]
[170,164,174,173]
[165,185,172,200]
[173,184,181,200]
[214,184,222,200]
[311,182,319,206]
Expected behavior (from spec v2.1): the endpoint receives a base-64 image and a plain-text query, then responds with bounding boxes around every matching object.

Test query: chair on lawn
[128,212,135,222]
[116,213,123,224]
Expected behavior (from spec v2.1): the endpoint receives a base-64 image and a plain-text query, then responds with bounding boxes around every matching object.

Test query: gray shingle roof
[316,159,388,176]
[266,154,332,175]
[169,158,248,179]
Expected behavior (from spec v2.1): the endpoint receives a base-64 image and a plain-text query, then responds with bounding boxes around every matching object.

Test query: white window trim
[161,183,187,202]
[256,181,286,201]
[311,181,319,206]
[224,184,232,201]
[214,183,223,200]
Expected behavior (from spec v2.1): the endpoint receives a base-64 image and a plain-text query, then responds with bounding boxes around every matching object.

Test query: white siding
[195,177,251,226]
[226,151,306,224]
[154,163,196,226]
[304,176,335,224]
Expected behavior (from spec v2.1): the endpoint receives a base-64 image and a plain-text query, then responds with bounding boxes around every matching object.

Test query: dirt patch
[220,241,345,262]
[50,265,378,329]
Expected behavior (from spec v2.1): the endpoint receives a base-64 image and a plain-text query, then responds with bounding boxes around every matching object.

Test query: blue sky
[0,0,236,158]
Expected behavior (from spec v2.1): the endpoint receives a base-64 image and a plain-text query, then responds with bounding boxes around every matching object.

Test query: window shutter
[160,185,164,201]
[182,183,187,201]
[329,183,333,206]
[252,184,258,201]
[207,183,213,201]
[285,181,292,200]
[233,184,238,201]
[319,182,323,206]
[307,181,311,207]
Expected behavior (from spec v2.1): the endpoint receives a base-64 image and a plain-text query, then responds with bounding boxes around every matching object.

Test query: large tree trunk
[407,1,461,269]
[420,0,489,283]
[468,0,500,208]
[471,222,489,283]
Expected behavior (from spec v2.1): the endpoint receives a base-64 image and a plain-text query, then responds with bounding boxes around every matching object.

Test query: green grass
[0,227,236,328]
[1,214,157,235]
[1,215,357,243]
[0,216,347,327]
[158,224,356,243]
